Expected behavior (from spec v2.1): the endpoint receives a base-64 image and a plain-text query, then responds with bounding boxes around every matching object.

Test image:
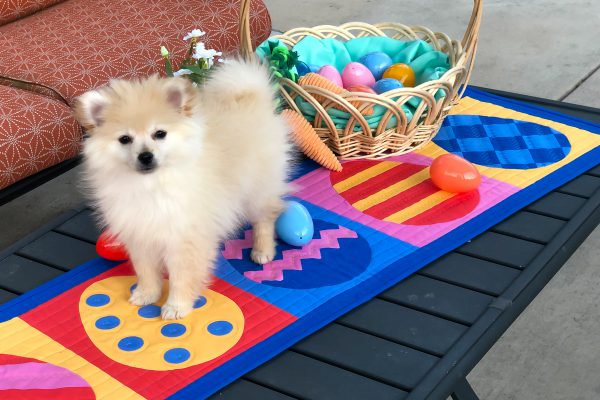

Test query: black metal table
[1,89,599,399]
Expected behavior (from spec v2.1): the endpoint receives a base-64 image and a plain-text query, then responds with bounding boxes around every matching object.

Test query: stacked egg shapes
[311,52,417,96]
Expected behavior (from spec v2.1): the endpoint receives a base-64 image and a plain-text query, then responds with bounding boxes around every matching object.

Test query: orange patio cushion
[0,86,82,189]
[0,0,65,26]
[0,0,272,103]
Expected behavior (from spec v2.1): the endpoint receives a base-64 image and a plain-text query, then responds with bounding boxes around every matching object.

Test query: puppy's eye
[153,130,167,140]
[118,135,133,144]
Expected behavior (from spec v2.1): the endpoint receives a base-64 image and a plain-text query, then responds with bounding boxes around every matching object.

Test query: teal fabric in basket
[256,36,451,130]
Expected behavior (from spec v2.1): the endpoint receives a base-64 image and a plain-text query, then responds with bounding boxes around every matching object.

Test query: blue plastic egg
[275,201,314,247]
[308,64,321,73]
[296,61,311,76]
[373,78,404,94]
[358,52,393,80]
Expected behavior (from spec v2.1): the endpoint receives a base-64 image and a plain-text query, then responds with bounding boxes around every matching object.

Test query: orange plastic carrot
[282,109,343,172]
[299,73,373,116]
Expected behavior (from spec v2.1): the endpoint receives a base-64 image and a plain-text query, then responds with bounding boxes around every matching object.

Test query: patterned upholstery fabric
[0,86,81,189]
[0,0,272,102]
[0,0,271,189]
[0,0,65,26]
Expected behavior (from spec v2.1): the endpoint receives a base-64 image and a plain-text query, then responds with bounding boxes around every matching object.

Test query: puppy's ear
[73,89,109,131]
[165,77,198,117]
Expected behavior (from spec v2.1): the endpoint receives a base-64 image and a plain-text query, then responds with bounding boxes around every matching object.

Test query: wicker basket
[239,0,483,160]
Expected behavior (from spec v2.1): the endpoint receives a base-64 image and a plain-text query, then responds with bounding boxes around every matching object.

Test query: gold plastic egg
[383,63,416,87]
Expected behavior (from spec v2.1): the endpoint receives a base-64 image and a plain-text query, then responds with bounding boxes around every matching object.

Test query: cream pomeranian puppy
[74,60,292,319]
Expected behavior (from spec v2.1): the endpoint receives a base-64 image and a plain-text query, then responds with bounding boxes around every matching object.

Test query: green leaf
[180,65,206,75]
[164,59,174,77]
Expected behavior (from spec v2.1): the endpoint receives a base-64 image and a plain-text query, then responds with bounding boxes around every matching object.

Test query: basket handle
[462,0,483,55]
[239,0,483,60]
[239,0,255,61]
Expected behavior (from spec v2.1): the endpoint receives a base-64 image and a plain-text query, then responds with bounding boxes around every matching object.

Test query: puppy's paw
[129,286,161,306]
[161,302,193,320]
[251,247,275,265]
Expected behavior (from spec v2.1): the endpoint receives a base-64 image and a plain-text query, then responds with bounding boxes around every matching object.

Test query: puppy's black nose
[138,152,154,166]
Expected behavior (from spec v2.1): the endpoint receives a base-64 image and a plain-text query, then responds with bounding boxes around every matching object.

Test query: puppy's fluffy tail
[203,59,277,111]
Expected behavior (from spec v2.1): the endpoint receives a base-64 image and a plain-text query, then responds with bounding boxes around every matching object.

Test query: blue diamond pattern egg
[358,52,393,80]
[373,78,404,94]
[275,201,314,247]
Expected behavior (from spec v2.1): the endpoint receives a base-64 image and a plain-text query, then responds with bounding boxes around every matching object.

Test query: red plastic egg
[96,231,129,261]
[430,154,481,193]
[347,84,377,94]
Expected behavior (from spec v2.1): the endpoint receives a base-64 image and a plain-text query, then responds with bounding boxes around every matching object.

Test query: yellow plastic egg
[383,63,416,87]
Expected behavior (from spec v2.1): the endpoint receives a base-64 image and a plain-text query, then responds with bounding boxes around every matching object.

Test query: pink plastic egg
[347,84,377,94]
[318,65,343,87]
[341,62,376,89]
[430,154,482,193]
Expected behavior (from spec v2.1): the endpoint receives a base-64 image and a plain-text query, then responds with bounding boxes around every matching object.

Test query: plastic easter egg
[308,64,321,73]
[275,201,314,247]
[96,231,129,261]
[295,61,311,77]
[341,62,376,89]
[358,52,393,80]
[318,65,343,87]
[430,154,482,193]
[383,63,416,87]
[347,84,377,94]
[373,78,404,94]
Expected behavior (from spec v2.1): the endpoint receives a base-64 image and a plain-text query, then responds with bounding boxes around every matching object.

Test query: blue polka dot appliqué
[86,294,110,307]
[118,336,144,351]
[138,304,161,318]
[193,296,207,309]
[161,323,187,338]
[164,348,191,364]
[224,220,372,289]
[207,321,233,336]
[434,115,571,169]
[95,316,120,330]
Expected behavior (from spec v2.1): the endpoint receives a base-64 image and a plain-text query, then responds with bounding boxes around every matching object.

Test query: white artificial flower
[183,29,206,41]
[173,69,193,77]
[192,42,222,63]
[160,46,169,58]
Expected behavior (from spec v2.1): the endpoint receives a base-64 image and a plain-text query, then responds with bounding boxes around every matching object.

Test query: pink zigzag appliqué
[222,230,253,260]
[244,226,358,283]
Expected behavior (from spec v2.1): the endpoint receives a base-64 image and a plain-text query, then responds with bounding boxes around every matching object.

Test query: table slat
[492,211,565,244]
[338,298,467,356]
[588,166,600,177]
[246,351,406,400]
[16,232,97,270]
[558,175,600,198]
[0,289,17,305]
[54,209,100,243]
[380,275,493,325]
[526,192,586,220]
[211,379,296,400]
[293,324,438,390]
[419,253,519,296]
[0,255,63,293]
[459,232,544,269]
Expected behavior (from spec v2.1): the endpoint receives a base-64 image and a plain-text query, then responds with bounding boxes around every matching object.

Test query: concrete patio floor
[1,1,599,398]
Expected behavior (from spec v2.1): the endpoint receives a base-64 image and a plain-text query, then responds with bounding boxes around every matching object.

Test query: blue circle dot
[193,296,207,309]
[138,304,161,318]
[130,283,137,293]
[86,294,110,307]
[118,336,144,351]
[164,348,190,364]
[207,321,233,336]
[95,316,120,330]
[161,323,187,338]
